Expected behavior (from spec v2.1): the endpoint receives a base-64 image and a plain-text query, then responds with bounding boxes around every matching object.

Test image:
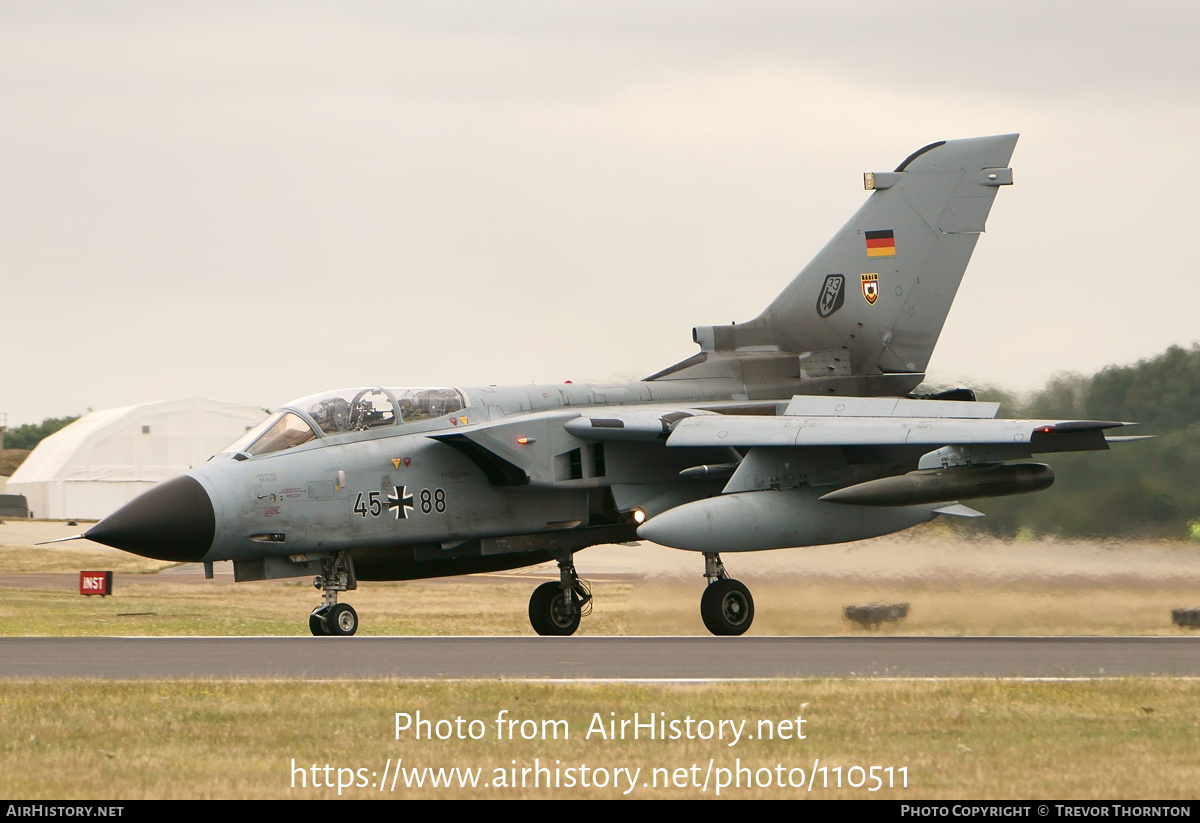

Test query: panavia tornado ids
[73,133,1140,636]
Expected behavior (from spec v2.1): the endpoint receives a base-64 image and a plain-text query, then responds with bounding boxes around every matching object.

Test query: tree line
[958,343,1200,539]
[3,415,79,451]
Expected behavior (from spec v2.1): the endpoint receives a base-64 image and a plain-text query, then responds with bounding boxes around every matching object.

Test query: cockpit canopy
[221,387,467,457]
[299,388,397,435]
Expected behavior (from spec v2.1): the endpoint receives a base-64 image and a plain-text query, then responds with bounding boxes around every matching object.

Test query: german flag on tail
[865,229,896,258]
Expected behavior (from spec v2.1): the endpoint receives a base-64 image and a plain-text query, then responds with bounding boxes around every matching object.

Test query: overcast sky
[3,1,1197,425]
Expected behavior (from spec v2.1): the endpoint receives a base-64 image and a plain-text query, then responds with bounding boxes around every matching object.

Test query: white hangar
[8,398,266,520]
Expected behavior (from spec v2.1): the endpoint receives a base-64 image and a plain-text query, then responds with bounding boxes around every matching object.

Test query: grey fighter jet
[76,134,1139,636]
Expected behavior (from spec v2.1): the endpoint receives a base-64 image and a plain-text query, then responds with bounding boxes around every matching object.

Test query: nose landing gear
[309,551,359,636]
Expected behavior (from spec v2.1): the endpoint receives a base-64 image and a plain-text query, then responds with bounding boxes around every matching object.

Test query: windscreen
[221,411,318,456]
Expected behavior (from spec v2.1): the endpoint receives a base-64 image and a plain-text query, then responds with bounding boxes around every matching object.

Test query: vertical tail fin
[688,134,1018,383]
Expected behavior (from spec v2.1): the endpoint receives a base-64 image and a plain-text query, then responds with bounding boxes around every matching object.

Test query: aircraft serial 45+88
[73,133,1139,637]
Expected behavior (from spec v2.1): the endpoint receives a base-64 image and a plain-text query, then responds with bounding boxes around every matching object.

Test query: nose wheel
[308,552,359,636]
[309,603,359,636]
[700,553,754,636]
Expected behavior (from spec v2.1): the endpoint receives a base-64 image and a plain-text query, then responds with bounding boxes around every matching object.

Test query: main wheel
[700,579,754,636]
[529,581,581,636]
[309,606,331,636]
[327,603,359,636]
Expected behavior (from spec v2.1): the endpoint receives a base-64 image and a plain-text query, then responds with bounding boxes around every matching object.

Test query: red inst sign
[80,571,113,597]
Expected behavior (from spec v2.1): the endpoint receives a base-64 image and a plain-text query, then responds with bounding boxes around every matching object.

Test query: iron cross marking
[388,485,414,519]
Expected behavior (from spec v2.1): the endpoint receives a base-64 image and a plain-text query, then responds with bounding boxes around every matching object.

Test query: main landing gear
[700,553,754,636]
[528,554,592,636]
[309,551,359,636]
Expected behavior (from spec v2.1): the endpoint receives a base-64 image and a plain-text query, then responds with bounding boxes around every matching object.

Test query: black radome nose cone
[85,474,215,561]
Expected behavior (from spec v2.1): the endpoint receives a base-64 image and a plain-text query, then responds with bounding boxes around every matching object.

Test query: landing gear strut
[529,553,592,636]
[309,551,359,636]
[700,552,754,636]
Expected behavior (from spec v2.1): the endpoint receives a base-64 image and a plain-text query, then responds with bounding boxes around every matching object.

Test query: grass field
[4,532,1200,637]
[6,574,1200,637]
[3,678,1198,799]
[4,533,1200,799]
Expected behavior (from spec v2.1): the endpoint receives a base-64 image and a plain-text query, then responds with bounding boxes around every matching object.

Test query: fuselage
[85,375,863,580]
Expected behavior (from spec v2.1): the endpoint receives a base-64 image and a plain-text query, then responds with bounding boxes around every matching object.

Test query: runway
[3,636,1199,680]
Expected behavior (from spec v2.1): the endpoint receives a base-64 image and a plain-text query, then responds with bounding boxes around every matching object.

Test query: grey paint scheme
[82,134,1138,632]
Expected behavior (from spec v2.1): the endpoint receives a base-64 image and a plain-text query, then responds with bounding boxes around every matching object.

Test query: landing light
[632,508,646,524]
